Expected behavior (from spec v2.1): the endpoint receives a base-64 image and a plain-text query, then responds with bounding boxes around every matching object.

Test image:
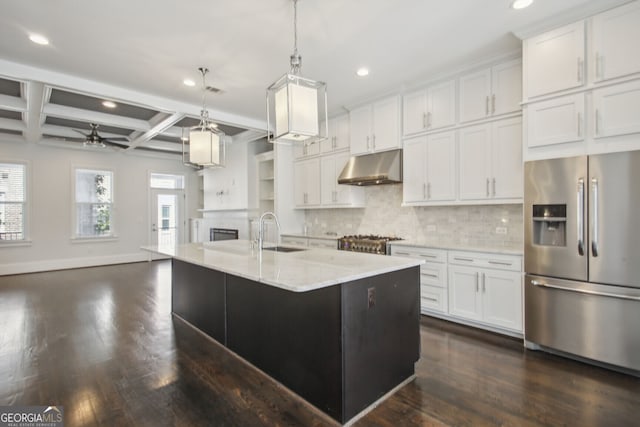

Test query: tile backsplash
[304,185,523,250]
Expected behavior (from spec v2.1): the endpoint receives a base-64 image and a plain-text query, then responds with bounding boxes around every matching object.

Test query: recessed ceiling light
[102,101,117,109]
[29,34,49,45]
[183,78,196,87]
[511,0,533,10]
[356,68,370,77]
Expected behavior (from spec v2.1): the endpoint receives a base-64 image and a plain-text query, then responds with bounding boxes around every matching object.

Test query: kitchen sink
[261,246,306,253]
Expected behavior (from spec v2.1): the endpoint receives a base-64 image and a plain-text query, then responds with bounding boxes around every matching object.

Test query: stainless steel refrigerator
[524,150,640,372]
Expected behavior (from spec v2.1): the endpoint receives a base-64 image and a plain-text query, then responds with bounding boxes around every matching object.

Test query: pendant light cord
[290,0,302,74]
[198,67,210,124]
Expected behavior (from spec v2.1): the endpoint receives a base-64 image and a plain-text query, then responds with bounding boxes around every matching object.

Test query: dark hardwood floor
[0,260,638,426]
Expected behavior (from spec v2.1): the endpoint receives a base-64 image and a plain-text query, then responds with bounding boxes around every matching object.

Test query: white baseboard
[0,252,155,275]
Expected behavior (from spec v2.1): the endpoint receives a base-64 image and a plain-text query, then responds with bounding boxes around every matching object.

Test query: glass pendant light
[266,0,328,144]
[185,67,225,167]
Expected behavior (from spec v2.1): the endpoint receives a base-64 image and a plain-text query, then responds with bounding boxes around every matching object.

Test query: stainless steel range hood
[337,149,402,186]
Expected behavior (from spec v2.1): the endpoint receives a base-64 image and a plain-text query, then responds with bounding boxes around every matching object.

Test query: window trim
[0,159,30,246]
[72,165,116,240]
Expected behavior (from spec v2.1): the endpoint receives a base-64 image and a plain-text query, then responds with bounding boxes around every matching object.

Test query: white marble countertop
[389,240,523,256]
[142,240,423,293]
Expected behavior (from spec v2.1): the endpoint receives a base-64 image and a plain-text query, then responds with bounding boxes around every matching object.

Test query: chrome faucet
[258,211,281,251]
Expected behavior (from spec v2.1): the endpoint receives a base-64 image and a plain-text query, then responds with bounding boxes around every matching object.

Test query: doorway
[149,173,185,248]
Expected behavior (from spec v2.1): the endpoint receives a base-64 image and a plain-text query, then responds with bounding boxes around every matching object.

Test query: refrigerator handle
[591,178,599,257]
[577,178,585,256]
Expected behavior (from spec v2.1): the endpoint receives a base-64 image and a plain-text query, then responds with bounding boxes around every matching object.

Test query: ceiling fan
[72,123,130,149]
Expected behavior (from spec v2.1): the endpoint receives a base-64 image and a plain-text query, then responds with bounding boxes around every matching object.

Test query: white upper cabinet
[592,1,640,83]
[402,131,456,204]
[492,60,523,116]
[403,79,456,136]
[459,117,522,201]
[350,95,401,155]
[524,21,585,99]
[459,59,522,124]
[320,151,364,207]
[593,79,640,139]
[293,158,320,207]
[321,114,350,153]
[293,140,321,159]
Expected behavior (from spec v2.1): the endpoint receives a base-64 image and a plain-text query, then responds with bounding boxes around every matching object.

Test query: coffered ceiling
[0,0,629,157]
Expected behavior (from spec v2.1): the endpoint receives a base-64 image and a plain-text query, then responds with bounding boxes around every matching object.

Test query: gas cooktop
[338,235,403,255]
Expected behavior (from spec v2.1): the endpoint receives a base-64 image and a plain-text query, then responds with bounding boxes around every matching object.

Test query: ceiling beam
[126,112,184,150]
[24,81,46,143]
[0,117,26,132]
[42,103,151,131]
[137,140,182,152]
[0,59,266,132]
[41,123,128,140]
[231,129,268,144]
[0,94,27,112]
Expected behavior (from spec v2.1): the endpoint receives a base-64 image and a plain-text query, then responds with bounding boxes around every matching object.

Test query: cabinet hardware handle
[423,296,439,302]
[476,272,480,292]
[485,95,489,116]
[420,254,437,259]
[421,272,438,278]
[491,94,496,114]
[427,182,431,199]
[577,57,583,83]
[427,111,432,128]
[482,273,486,292]
[454,257,473,262]
[591,178,599,257]
[577,178,585,256]
[372,134,376,149]
[395,251,411,256]
[486,178,490,197]
[366,136,370,149]
[532,280,640,301]
[492,178,496,197]
[488,260,512,266]
[423,112,427,129]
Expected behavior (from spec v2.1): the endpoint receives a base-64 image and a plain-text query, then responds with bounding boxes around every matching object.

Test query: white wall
[0,139,199,275]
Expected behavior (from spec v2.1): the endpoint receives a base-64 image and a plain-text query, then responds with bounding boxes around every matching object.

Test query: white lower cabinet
[448,251,523,333]
[390,246,448,315]
[391,245,523,335]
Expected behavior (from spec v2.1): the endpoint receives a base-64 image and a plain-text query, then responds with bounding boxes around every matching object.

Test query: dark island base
[171,259,420,424]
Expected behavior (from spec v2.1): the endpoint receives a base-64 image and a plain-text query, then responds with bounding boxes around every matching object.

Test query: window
[0,163,26,241]
[161,205,170,230]
[75,168,113,238]
[150,173,184,189]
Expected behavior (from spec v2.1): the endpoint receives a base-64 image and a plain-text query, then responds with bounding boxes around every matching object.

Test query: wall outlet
[495,227,508,235]
[426,225,437,232]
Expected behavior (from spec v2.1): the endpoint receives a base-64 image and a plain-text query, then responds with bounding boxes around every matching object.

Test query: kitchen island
[143,240,423,425]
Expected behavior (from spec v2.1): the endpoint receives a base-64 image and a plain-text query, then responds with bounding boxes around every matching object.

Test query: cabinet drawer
[390,246,447,263]
[448,251,521,272]
[420,262,447,287]
[280,236,308,247]
[307,238,337,249]
[421,284,447,314]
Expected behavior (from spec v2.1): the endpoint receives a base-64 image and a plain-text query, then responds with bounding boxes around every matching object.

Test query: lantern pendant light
[266,0,328,144]
[185,67,225,167]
